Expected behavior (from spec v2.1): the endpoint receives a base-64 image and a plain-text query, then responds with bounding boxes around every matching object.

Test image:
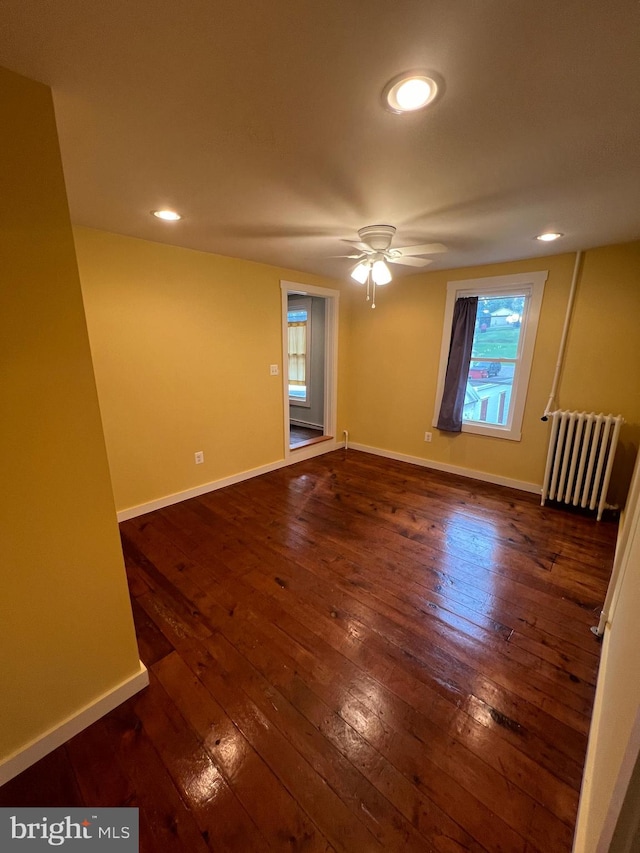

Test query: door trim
[281,281,339,458]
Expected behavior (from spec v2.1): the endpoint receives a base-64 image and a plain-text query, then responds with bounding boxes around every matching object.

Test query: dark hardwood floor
[0,450,617,851]
[290,424,324,448]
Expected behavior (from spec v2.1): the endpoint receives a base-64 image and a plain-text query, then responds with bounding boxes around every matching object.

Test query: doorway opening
[280,281,339,455]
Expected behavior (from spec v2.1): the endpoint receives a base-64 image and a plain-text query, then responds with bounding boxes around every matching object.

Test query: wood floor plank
[0,450,615,853]
[314,454,616,559]
[196,630,432,851]
[101,701,212,853]
[134,482,594,776]
[176,493,596,730]
[235,581,574,849]
[66,717,138,809]
[220,483,603,658]
[152,650,336,852]
[0,746,84,808]
[133,671,271,853]
[141,559,493,853]
[127,518,563,850]
[224,473,604,629]
[130,596,175,668]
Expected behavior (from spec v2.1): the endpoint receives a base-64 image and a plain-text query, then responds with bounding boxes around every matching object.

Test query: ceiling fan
[340,225,447,307]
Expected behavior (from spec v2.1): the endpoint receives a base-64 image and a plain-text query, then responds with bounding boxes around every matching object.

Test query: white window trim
[432,270,547,441]
[287,296,312,408]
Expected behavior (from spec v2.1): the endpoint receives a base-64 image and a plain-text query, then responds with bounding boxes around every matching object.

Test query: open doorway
[280,281,339,456]
[287,293,325,447]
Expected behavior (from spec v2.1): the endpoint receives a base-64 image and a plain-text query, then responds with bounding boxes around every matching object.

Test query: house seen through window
[465,295,525,426]
[434,271,547,441]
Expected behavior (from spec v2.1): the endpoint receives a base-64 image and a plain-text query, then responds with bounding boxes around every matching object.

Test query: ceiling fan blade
[328,253,365,259]
[388,256,433,267]
[394,242,448,256]
[347,241,374,253]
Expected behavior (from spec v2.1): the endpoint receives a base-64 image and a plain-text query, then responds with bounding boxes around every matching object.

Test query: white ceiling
[2,1,640,278]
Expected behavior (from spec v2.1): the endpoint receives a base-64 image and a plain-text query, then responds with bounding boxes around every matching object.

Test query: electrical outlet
[270,364,279,376]
[424,432,432,442]
[195,451,204,464]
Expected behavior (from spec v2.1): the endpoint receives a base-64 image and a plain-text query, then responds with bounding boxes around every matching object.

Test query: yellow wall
[76,229,639,513]
[74,227,351,513]
[560,242,640,501]
[0,68,141,761]
[346,244,640,504]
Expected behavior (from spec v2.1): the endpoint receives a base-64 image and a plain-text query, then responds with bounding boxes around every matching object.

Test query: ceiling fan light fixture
[351,261,370,284]
[383,71,441,114]
[371,259,392,285]
[346,224,448,308]
[536,231,563,242]
[151,209,182,221]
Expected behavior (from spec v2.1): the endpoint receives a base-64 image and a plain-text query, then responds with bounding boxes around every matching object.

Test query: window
[433,271,547,440]
[287,297,312,406]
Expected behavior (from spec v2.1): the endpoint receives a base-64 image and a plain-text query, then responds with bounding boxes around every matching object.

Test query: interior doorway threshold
[290,435,333,451]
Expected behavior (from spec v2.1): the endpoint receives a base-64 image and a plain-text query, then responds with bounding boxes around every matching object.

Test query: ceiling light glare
[351,262,370,284]
[397,79,432,110]
[371,260,392,285]
[536,232,563,242]
[384,71,441,114]
[152,209,182,221]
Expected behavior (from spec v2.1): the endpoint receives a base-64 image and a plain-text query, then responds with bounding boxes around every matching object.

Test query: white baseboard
[117,459,291,521]
[117,441,343,522]
[0,662,148,786]
[347,442,541,495]
[118,440,538,524]
[290,419,323,430]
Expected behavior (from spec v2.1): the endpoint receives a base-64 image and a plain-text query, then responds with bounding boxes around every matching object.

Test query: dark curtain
[436,296,478,432]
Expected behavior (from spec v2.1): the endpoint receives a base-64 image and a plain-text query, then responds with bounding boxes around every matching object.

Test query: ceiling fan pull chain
[372,279,376,309]
[366,276,371,302]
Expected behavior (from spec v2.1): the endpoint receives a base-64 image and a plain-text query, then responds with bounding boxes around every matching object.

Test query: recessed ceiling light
[536,232,563,242]
[383,71,442,114]
[152,209,182,221]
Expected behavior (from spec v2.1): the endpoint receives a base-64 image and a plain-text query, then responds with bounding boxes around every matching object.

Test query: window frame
[287,296,312,407]
[432,271,547,441]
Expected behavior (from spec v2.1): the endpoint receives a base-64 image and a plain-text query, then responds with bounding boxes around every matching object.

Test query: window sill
[432,419,521,441]
[463,422,521,441]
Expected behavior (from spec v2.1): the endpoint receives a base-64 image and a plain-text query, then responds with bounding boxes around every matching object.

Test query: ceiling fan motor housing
[358,224,397,251]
